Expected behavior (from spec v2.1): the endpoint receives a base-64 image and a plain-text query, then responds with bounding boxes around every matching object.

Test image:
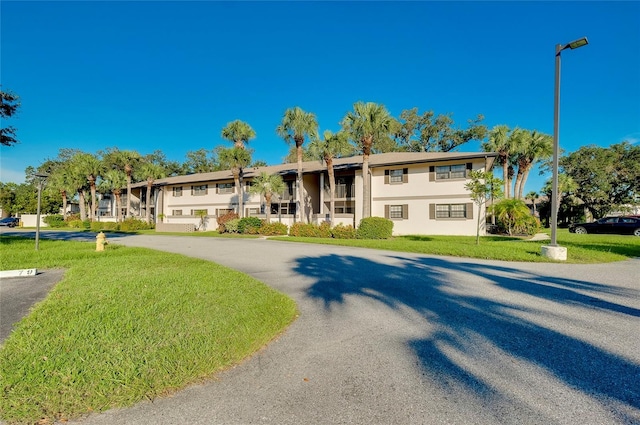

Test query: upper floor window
[217,183,234,194]
[436,164,466,180]
[385,168,408,184]
[191,185,208,196]
[172,209,183,216]
[172,187,183,197]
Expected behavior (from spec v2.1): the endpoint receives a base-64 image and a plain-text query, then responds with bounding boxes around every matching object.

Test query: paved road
[3,230,640,424]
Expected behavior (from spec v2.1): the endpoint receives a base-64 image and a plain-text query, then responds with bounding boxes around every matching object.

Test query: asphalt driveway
[2,230,639,424]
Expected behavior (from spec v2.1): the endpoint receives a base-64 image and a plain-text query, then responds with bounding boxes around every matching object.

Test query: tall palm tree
[46,162,75,220]
[514,131,553,199]
[99,169,127,221]
[483,125,519,199]
[249,172,285,222]
[219,147,252,218]
[137,163,166,224]
[102,148,142,218]
[74,153,104,221]
[276,107,319,223]
[221,120,256,150]
[68,153,90,220]
[341,102,395,218]
[308,130,353,226]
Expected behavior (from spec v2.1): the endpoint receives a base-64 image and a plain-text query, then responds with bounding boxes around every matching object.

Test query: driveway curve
[4,231,640,424]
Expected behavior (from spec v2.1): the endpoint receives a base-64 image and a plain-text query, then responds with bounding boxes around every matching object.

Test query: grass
[271,229,640,263]
[0,237,297,424]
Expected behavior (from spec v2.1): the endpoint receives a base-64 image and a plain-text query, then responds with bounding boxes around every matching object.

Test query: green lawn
[272,229,640,263]
[0,237,297,425]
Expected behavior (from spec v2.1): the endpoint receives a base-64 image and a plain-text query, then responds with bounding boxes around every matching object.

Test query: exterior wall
[302,174,320,222]
[370,160,485,236]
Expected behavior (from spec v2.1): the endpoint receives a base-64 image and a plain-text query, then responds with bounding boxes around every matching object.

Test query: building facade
[125,151,497,236]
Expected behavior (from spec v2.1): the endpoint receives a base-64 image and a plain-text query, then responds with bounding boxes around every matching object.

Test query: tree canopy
[1,89,20,146]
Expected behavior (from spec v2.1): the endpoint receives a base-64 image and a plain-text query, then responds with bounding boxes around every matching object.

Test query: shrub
[43,214,65,228]
[259,221,288,236]
[81,220,91,230]
[331,223,356,239]
[318,222,332,238]
[119,218,153,231]
[90,221,103,232]
[238,217,263,234]
[356,217,393,239]
[224,218,240,233]
[65,213,80,222]
[217,211,239,232]
[67,220,84,229]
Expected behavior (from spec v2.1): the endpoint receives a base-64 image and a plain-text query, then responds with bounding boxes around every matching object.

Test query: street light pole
[543,37,588,260]
[34,173,49,251]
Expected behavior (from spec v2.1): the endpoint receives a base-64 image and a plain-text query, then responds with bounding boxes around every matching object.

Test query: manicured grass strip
[271,230,640,263]
[0,237,297,424]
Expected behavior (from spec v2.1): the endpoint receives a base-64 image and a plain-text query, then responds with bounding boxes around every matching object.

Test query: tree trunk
[78,190,87,221]
[296,142,304,223]
[232,168,242,218]
[239,168,245,219]
[519,167,533,200]
[89,179,97,221]
[125,168,132,218]
[61,190,68,220]
[513,169,524,200]
[265,193,272,222]
[502,160,509,199]
[114,190,121,222]
[327,156,336,226]
[146,180,152,224]
[362,137,372,219]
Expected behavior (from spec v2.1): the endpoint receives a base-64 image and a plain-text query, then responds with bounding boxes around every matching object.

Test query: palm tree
[525,191,539,217]
[221,120,256,150]
[276,107,319,223]
[102,148,142,218]
[483,125,519,199]
[137,163,166,224]
[68,153,90,220]
[219,147,252,218]
[308,130,353,226]
[341,102,395,218]
[99,169,127,221]
[490,198,531,236]
[74,153,104,221]
[46,162,75,220]
[249,172,285,222]
[514,131,553,199]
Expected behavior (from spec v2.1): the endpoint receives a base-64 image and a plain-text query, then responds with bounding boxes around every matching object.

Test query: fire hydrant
[96,232,108,252]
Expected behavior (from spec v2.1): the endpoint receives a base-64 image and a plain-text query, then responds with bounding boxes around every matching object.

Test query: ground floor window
[191,209,208,216]
[172,209,183,216]
[385,204,408,219]
[431,203,473,219]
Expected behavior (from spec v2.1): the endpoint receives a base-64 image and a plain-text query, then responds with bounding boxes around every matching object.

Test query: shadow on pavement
[298,253,640,423]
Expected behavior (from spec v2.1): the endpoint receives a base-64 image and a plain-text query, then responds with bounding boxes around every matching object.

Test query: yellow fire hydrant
[96,232,108,252]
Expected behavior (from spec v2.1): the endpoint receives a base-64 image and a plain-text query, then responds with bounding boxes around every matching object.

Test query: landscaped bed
[0,237,297,425]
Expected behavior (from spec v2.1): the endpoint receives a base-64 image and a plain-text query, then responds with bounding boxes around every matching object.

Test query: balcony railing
[325,184,355,199]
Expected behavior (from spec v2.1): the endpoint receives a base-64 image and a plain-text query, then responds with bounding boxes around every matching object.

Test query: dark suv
[0,217,19,227]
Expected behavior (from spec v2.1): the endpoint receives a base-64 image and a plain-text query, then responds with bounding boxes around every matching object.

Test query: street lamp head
[567,37,588,49]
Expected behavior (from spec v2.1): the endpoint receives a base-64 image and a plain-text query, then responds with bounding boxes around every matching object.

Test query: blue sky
[1,1,639,194]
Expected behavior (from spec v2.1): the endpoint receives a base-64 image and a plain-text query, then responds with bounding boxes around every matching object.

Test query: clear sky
[1,1,639,194]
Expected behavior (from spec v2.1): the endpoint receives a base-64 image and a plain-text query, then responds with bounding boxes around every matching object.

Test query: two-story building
[123,151,497,236]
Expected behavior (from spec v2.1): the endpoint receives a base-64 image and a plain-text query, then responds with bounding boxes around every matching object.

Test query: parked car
[569,216,640,236]
[0,217,20,227]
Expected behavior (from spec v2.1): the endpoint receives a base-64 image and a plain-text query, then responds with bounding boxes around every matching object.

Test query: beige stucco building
[123,151,497,236]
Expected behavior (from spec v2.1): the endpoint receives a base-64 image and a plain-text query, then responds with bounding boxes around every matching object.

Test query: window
[191,185,208,196]
[385,168,408,184]
[217,183,234,194]
[216,208,233,216]
[431,203,473,219]
[385,204,408,219]
[247,207,260,216]
[191,209,208,216]
[335,206,354,214]
[172,209,183,216]
[430,163,471,181]
[172,187,183,197]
